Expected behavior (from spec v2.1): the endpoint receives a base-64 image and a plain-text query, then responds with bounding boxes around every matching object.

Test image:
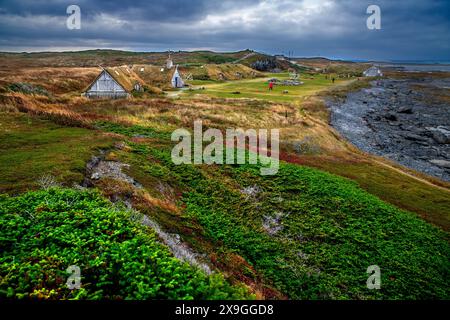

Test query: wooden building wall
[85,70,129,98]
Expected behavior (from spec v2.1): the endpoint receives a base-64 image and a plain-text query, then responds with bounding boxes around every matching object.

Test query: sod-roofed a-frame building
[84,67,138,99]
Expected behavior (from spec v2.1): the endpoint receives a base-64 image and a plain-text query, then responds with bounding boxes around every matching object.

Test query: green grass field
[184,73,354,102]
[0,112,116,194]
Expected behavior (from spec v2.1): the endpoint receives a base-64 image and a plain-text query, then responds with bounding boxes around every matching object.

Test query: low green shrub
[0,188,250,300]
[131,144,450,299]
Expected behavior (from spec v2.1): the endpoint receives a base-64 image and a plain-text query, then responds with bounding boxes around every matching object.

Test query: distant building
[84,69,129,99]
[166,53,174,69]
[171,65,184,88]
[363,66,383,77]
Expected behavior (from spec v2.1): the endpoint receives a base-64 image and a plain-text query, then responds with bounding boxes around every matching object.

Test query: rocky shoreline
[328,78,450,182]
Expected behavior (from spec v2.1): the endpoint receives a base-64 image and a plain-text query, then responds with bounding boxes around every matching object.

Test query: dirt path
[372,158,450,193]
[232,52,256,64]
[166,87,189,97]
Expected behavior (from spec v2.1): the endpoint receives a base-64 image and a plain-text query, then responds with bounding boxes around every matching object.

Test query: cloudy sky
[0,0,449,61]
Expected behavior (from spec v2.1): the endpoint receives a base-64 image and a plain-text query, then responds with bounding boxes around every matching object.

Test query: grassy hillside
[1,73,449,232]
[0,64,262,96]
[184,63,262,81]
[287,154,450,231]
[0,112,116,194]
[0,67,100,95]
[1,115,448,299]
[293,57,368,75]
[0,51,449,300]
[74,122,450,299]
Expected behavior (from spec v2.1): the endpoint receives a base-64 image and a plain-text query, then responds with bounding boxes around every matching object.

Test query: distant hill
[293,57,368,75]
[0,49,255,69]
[0,49,304,72]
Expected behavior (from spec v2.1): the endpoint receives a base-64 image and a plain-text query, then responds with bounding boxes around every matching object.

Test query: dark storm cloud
[0,0,449,60]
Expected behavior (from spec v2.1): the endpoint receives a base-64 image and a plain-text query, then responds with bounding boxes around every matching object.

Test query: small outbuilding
[166,54,174,69]
[84,68,130,99]
[84,66,147,99]
[363,66,383,77]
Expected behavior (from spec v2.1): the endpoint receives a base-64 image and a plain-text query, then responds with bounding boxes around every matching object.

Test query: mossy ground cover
[1,112,449,300]
[96,117,450,233]
[107,137,450,299]
[287,155,450,231]
[0,188,250,299]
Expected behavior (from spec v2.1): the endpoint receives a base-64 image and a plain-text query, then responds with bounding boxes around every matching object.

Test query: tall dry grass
[0,67,100,95]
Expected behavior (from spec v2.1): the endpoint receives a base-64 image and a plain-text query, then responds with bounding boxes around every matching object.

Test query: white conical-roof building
[171,65,184,88]
[363,66,383,77]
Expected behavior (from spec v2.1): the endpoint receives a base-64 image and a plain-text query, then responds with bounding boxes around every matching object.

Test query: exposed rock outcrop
[328,78,450,181]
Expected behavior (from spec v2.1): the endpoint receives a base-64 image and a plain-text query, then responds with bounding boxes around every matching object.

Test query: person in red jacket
[269,81,274,91]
